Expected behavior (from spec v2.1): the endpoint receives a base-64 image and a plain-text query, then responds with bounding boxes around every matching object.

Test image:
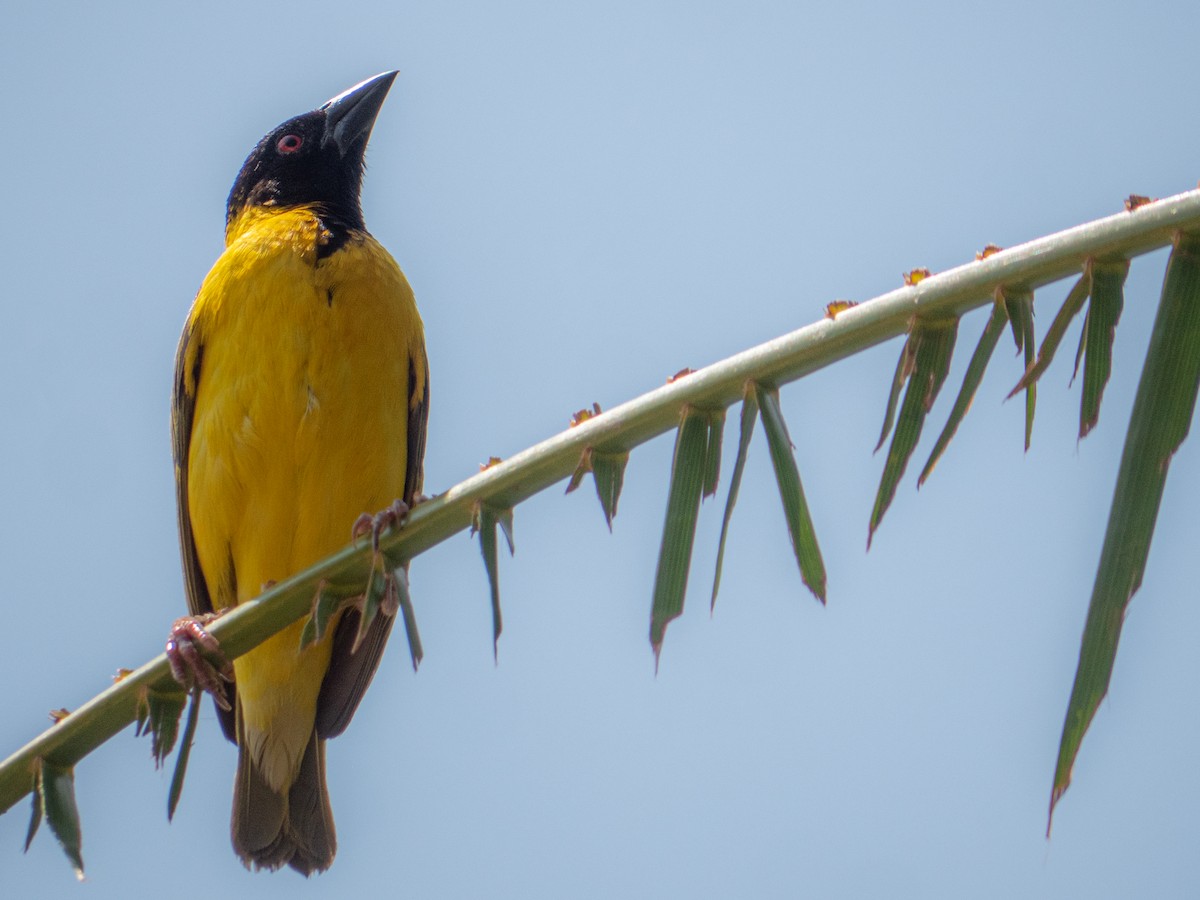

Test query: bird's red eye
[277,134,303,154]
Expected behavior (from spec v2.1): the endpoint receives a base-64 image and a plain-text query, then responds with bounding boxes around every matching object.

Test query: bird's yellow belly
[186,223,418,785]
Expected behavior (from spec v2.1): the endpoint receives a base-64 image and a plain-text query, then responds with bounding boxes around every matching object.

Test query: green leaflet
[869,316,958,546]
[393,566,424,672]
[650,409,714,663]
[593,450,630,529]
[920,298,1008,486]
[756,384,826,602]
[474,503,515,659]
[1078,260,1129,437]
[39,760,84,879]
[565,447,592,495]
[23,772,41,853]
[136,687,187,768]
[702,410,725,499]
[1003,289,1037,450]
[298,582,343,651]
[1050,234,1200,828]
[167,689,201,821]
[1009,274,1089,397]
[567,448,631,530]
[711,384,760,611]
[1005,259,1129,443]
[353,561,389,654]
[875,338,913,452]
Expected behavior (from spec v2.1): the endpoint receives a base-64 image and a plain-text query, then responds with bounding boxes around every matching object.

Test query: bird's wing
[172,317,238,741]
[316,347,429,738]
[172,320,212,619]
[404,346,430,504]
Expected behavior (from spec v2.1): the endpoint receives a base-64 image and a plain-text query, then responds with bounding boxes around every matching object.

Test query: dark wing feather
[316,348,429,738]
[172,321,238,742]
[403,347,430,504]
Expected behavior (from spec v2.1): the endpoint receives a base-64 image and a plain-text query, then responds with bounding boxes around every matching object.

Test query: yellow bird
[167,71,428,874]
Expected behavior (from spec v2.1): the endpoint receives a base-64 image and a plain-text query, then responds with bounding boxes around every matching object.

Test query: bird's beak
[321,71,398,156]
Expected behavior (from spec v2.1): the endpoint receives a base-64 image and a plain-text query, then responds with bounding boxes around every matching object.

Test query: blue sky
[3,2,1199,897]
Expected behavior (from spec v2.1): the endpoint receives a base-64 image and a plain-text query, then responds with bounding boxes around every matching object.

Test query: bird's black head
[226,71,398,235]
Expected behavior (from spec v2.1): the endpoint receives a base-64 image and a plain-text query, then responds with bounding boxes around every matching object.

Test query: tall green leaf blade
[869,317,958,546]
[1071,307,1090,385]
[711,386,760,610]
[353,560,388,654]
[140,688,186,768]
[1079,259,1129,437]
[650,410,709,662]
[39,760,84,880]
[1002,289,1038,450]
[1008,274,1089,397]
[1005,286,1034,354]
[1050,233,1200,827]
[919,300,1007,486]
[755,385,826,602]
[167,689,201,821]
[875,337,914,452]
[24,773,42,852]
[591,450,629,529]
[475,504,507,659]
[393,566,423,672]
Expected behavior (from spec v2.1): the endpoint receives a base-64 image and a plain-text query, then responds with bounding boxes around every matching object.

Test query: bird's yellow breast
[181,206,424,771]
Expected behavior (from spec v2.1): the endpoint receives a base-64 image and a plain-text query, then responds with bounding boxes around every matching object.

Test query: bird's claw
[166,613,234,710]
[352,499,411,552]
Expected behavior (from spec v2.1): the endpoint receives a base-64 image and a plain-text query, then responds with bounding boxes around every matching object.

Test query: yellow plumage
[182,204,423,787]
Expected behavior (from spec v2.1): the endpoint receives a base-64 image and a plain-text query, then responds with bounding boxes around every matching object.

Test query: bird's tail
[231,725,336,875]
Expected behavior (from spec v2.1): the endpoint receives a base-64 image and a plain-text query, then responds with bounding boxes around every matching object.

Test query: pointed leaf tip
[24,772,42,853]
[167,689,201,821]
[591,450,629,529]
[920,300,1007,487]
[876,336,915,452]
[1007,278,1084,401]
[869,317,957,543]
[39,761,84,879]
[565,446,592,495]
[712,385,759,611]
[1078,259,1129,438]
[568,446,628,530]
[476,503,509,659]
[650,410,709,656]
[1000,289,1037,451]
[756,385,826,602]
[392,566,423,671]
[1047,780,1069,837]
[143,689,187,768]
[498,508,516,555]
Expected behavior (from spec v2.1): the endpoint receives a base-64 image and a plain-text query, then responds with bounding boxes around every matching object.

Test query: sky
[3,2,1199,897]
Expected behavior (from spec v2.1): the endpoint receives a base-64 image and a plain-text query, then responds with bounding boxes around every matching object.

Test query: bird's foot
[165,612,233,710]
[352,498,413,552]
